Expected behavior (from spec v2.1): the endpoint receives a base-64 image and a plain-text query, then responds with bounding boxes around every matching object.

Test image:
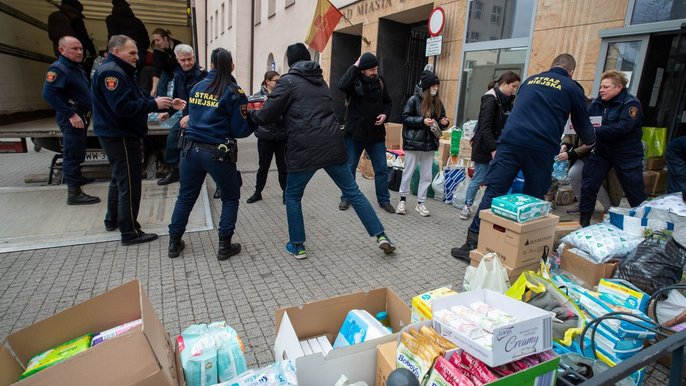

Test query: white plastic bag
[431,171,445,201]
[463,253,510,293]
[656,290,686,327]
[450,176,469,208]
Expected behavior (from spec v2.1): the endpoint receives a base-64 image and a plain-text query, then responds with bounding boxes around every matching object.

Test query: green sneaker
[286,242,307,260]
[377,234,396,254]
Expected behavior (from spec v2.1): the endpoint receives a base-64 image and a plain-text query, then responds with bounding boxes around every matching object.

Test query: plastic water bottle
[552,159,568,180]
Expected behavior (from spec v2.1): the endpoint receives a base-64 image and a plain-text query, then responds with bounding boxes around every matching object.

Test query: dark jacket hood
[289,61,323,85]
[112,0,135,17]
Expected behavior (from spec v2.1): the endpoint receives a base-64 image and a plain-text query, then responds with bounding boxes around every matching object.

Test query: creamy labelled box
[431,289,553,367]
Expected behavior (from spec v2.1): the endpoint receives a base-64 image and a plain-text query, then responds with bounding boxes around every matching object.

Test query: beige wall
[529,0,628,96]
[252,0,315,94]
[205,0,252,91]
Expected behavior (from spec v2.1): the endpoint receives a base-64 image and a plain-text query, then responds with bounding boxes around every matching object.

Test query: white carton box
[431,289,553,367]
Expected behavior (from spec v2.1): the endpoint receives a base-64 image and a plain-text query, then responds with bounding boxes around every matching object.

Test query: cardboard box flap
[140,286,177,385]
[0,345,22,385]
[7,280,143,366]
[384,288,411,333]
[480,210,559,233]
[12,332,160,386]
[274,312,304,361]
[275,288,404,343]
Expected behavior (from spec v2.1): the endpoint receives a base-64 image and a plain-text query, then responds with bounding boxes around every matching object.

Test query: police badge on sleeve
[46,71,57,82]
[629,107,638,119]
[105,77,118,91]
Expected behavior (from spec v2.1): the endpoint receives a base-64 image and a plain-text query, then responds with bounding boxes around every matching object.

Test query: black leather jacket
[401,91,447,152]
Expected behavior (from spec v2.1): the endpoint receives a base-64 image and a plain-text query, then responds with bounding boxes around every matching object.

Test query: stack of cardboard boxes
[643,157,668,195]
[469,210,559,283]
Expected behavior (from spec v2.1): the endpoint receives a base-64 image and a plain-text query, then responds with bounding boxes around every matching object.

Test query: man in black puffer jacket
[337,53,394,213]
[249,43,396,260]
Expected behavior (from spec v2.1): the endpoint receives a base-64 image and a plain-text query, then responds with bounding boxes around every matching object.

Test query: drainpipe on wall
[250,0,255,94]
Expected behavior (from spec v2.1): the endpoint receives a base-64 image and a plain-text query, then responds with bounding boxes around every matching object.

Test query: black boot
[76,174,95,186]
[168,234,185,258]
[217,235,241,261]
[450,230,479,261]
[246,191,262,204]
[157,168,179,185]
[580,212,593,228]
[67,186,101,205]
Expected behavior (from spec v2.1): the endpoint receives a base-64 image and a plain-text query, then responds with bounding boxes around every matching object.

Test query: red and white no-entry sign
[428,7,445,37]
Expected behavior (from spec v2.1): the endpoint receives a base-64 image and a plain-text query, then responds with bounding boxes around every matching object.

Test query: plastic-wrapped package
[214,360,297,386]
[208,321,248,382]
[178,324,218,386]
[21,334,93,379]
[560,223,643,262]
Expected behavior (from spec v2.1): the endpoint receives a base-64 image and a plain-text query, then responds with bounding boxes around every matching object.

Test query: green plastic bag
[410,159,439,198]
[642,127,667,158]
[450,128,462,156]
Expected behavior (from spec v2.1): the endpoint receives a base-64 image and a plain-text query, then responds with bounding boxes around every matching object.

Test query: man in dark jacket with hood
[249,43,396,260]
[106,0,150,72]
[48,0,96,74]
[337,52,394,213]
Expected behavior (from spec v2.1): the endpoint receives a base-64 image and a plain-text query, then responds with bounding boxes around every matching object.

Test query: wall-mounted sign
[428,7,445,37]
[426,35,442,56]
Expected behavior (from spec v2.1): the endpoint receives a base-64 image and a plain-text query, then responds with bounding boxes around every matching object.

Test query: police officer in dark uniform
[92,35,186,246]
[167,48,253,260]
[579,70,645,227]
[42,36,100,205]
[452,53,597,260]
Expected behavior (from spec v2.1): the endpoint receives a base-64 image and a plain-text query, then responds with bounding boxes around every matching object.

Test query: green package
[20,333,93,380]
[641,127,667,158]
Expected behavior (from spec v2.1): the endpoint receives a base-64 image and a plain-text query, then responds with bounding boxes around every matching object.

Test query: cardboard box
[375,341,397,386]
[0,280,180,386]
[274,288,411,386]
[652,169,668,194]
[643,171,658,195]
[477,210,559,268]
[560,245,619,289]
[411,287,458,324]
[431,290,553,367]
[469,250,540,283]
[554,221,582,247]
[385,123,402,150]
[645,157,665,170]
[437,139,451,168]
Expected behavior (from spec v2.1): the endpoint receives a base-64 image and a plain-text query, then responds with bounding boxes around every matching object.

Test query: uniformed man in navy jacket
[92,34,185,246]
[42,36,100,205]
[452,53,597,261]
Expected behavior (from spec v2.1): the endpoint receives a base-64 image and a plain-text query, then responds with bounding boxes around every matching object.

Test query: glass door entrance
[636,32,686,139]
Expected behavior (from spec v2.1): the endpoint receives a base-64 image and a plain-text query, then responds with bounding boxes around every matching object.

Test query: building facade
[196,0,686,140]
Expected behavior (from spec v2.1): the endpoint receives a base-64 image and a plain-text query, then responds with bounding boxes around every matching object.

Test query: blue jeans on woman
[464,162,489,206]
[286,163,385,244]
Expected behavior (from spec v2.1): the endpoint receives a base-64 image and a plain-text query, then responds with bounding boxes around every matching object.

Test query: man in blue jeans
[451,54,596,261]
[249,43,395,260]
[337,52,394,213]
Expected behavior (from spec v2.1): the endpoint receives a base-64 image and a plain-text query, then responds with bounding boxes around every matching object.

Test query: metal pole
[189,0,199,64]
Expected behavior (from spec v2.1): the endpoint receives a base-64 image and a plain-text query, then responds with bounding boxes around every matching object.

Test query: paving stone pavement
[0,136,671,384]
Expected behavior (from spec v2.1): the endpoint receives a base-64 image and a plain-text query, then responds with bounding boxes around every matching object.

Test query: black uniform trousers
[255,138,287,192]
[468,144,553,234]
[99,136,144,240]
[59,119,88,188]
[580,151,646,213]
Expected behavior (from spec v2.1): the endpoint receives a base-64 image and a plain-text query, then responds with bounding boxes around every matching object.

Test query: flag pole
[335,4,371,45]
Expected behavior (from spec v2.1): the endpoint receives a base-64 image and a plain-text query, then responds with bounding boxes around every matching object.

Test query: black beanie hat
[420,71,440,91]
[358,52,378,70]
[62,0,84,12]
[286,43,311,67]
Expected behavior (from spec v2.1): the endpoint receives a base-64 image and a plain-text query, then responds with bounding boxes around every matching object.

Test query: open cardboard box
[0,280,181,386]
[431,290,553,367]
[560,245,619,289]
[274,288,410,386]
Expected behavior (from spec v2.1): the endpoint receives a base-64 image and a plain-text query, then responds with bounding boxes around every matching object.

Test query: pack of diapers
[560,223,643,262]
[491,194,552,223]
[333,309,391,349]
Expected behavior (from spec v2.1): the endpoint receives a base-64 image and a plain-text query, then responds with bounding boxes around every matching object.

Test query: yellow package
[21,334,93,379]
[396,331,441,382]
[411,287,457,323]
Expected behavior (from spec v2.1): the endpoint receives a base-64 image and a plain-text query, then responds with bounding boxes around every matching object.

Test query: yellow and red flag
[305,0,343,52]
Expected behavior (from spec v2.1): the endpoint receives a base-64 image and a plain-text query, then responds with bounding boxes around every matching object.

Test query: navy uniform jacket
[185,71,252,145]
[588,89,643,168]
[498,67,596,157]
[42,55,92,128]
[92,54,157,138]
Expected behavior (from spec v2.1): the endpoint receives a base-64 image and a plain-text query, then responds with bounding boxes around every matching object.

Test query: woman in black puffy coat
[396,72,449,217]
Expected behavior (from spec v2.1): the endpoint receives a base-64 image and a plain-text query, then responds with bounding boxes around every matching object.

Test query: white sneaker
[415,203,430,217]
[459,205,472,220]
[395,201,406,215]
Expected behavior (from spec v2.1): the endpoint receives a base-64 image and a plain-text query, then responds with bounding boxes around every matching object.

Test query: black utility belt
[189,140,237,163]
